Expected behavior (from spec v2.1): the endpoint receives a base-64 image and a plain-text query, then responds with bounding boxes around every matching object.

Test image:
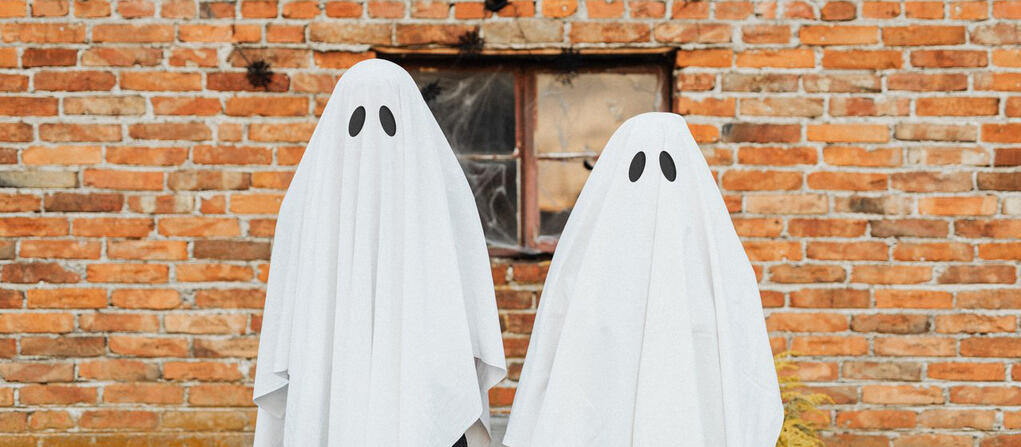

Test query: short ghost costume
[504,113,783,447]
[253,59,507,447]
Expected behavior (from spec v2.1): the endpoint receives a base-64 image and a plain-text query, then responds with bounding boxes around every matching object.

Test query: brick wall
[0,0,1019,445]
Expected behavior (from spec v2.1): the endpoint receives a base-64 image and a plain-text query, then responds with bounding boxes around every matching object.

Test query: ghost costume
[503,113,782,447]
[253,59,506,447]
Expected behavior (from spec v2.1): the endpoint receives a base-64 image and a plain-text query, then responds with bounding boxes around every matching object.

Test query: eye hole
[628,151,646,182]
[348,106,365,137]
[659,151,676,182]
[379,105,396,136]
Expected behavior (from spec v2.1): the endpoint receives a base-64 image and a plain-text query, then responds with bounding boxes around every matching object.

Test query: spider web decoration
[553,47,582,86]
[232,45,275,90]
[246,60,274,90]
[420,80,444,103]
[456,29,485,58]
[485,0,508,12]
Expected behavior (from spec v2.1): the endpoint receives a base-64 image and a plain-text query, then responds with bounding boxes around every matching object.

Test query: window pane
[537,158,591,237]
[460,159,519,247]
[410,70,516,155]
[534,72,661,155]
[534,71,662,238]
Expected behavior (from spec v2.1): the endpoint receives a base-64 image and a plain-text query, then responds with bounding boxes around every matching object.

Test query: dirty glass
[459,159,519,248]
[411,69,519,247]
[534,72,661,237]
[411,70,516,155]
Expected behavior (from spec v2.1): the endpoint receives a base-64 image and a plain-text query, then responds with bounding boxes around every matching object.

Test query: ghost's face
[567,113,697,263]
[626,149,677,183]
[346,104,398,138]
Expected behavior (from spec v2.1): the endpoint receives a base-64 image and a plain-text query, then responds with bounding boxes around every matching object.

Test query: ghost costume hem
[504,112,782,447]
[253,59,506,447]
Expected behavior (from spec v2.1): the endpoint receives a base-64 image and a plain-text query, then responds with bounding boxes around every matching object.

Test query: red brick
[852,266,932,284]
[104,382,184,403]
[22,47,76,67]
[82,46,162,66]
[121,71,202,91]
[111,289,181,309]
[93,24,173,42]
[951,386,1021,405]
[675,49,732,67]
[86,263,167,283]
[912,50,987,68]
[876,336,955,357]
[905,0,944,18]
[23,145,100,164]
[79,359,159,381]
[808,124,888,143]
[654,23,730,43]
[884,26,965,45]
[736,49,813,68]
[863,385,943,404]
[0,23,86,43]
[163,361,244,381]
[177,264,253,282]
[188,384,254,406]
[823,50,902,69]
[20,385,97,404]
[791,336,868,355]
[722,170,802,190]
[938,315,1015,334]
[81,410,158,430]
[800,25,877,45]
[741,25,789,44]
[0,361,74,382]
[39,123,120,142]
[129,122,211,141]
[844,362,922,383]
[26,288,105,308]
[34,70,115,91]
[929,362,1005,381]
[570,22,649,43]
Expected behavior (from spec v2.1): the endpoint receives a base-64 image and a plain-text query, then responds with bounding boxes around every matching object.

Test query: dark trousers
[453,434,467,447]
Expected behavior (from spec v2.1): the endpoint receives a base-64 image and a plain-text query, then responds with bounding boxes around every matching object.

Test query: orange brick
[86,264,168,283]
[876,290,953,309]
[736,49,813,68]
[808,124,889,143]
[103,382,184,403]
[791,336,868,355]
[822,50,902,69]
[20,385,97,404]
[919,196,997,216]
[863,385,943,404]
[20,240,101,259]
[26,288,106,308]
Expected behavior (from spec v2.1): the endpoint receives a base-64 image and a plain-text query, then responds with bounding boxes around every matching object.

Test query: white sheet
[503,112,782,447]
[253,59,507,447]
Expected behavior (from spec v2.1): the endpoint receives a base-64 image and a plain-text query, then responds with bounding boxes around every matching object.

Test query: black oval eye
[348,106,365,137]
[628,151,646,182]
[659,151,676,182]
[379,105,396,136]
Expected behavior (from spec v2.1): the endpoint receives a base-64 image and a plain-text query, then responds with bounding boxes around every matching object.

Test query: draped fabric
[253,59,507,447]
[504,113,783,447]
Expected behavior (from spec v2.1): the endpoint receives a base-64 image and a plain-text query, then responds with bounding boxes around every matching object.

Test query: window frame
[378,49,676,256]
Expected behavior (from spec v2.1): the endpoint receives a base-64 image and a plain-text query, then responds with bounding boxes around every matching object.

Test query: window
[381,51,673,254]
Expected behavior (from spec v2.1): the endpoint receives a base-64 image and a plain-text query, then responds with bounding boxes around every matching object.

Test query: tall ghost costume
[253,59,507,447]
[504,113,782,447]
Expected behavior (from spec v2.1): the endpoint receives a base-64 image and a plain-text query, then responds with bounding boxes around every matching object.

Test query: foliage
[775,352,832,447]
